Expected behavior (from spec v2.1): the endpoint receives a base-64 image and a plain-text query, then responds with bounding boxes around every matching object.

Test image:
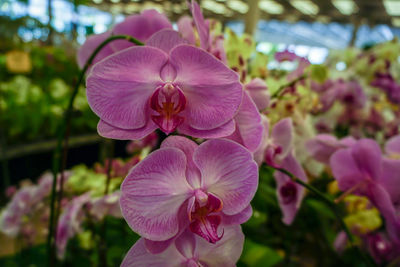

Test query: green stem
[270,75,306,99]
[266,165,376,266]
[47,35,143,266]
[99,140,114,267]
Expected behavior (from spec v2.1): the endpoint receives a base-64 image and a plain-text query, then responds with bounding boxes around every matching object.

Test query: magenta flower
[274,153,307,225]
[120,136,258,244]
[275,50,298,62]
[86,32,242,139]
[371,73,400,104]
[0,187,34,237]
[178,0,227,62]
[56,193,90,259]
[385,134,400,158]
[226,91,264,152]
[77,9,172,68]
[254,116,293,167]
[313,79,366,112]
[244,78,270,111]
[121,226,244,267]
[306,134,356,164]
[330,139,400,242]
[366,232,400,264]
[90,191,122,221]
[287,57,310,82]
[177,16,196,45]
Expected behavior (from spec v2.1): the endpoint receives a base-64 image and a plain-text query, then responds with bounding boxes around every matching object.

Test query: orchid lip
[150,83,186,134]
[189,192,224,243]
[280,182,297,205]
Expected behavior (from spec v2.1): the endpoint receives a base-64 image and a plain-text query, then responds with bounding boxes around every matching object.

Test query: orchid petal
[367,182,400,243]
[111,9,172,51]
[351,139,382,180]
[274,153,306,225]
[380,158,400,206]
[226,91,264,152]
[271,118,293,161]
[177,16,196,45]
[144,237,175,254]
[222,205,253,225]
[385,135,400,156]
[193,139,258,215]
[161,136,201,188]
[77,31,113,69]
[121,239,183,267]
[245,78,270,110]
[330,148,366,192]
[120,148,192,241]
[146,29,188,54]
[97,119,157,140]
[178,119,236,139]
[175,229,196,259]
[196,225,244,267]
[87,46,168,129]
[170,45,242,130]
[306,134,339,164]
[190,0,209,50]
[253,115,269,166]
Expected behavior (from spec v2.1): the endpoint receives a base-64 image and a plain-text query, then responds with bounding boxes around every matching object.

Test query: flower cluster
[73,1,400,265]
[307,134,400,262]
[2,1,400,264]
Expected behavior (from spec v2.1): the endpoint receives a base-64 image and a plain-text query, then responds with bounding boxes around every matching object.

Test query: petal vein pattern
[120,148,192,241]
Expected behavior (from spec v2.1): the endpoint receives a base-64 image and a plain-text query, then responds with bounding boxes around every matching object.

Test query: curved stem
[47,35,143,266]
[265,164,376,267]
[270,75,306,99]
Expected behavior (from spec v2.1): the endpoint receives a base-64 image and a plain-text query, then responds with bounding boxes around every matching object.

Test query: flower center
[264,144,283,167]
[280,182,297,204]
[150,83,186,134]
[189,191,224,244]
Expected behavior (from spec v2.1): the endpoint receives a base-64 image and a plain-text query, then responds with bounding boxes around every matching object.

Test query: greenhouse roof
[88,0,400,28]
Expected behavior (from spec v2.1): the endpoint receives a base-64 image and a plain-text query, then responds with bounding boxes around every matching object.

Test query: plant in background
[1,0,400,266]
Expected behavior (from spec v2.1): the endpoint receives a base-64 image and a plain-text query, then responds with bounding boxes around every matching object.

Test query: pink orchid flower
[120,136,258,245]
[0,187,34,237]
[385,135,400,158]
[366,232,400,264]
[90,191,122,221]
[0,171,70,237]
[86,30,242,139]
[178,0,227,63]
[77,9,172,68]
[121,226,244,267]
[274,153,307,225]
[275,50,298,62]
[330,139,400,243]
[306,134,356,164]
[254,116,293,167]
[225,91,264,152]
[56,193,91,259]
[244,78,270,111]
[287,57,310,82]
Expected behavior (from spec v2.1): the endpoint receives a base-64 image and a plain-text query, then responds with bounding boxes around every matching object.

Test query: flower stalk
[47,35,143,266]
